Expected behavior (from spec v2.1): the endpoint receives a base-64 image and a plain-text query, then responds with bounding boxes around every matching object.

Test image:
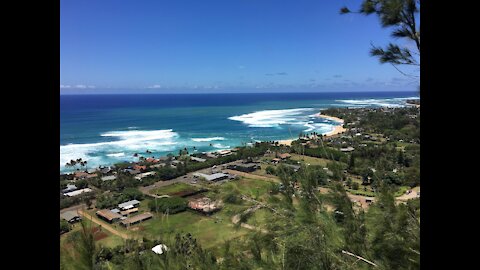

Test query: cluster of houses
[61,184,93,197]
[95,199,153,227]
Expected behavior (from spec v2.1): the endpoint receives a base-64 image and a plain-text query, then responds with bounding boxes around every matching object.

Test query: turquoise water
[60,91,418,172]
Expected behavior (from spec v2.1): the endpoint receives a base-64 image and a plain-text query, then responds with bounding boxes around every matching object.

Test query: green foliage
[265,165,276,175]
[60,219,71,234]
[341,0,420,76]
[149,197,187,214]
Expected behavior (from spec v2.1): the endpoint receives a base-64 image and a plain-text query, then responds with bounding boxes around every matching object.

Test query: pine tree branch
[341,250,378,267]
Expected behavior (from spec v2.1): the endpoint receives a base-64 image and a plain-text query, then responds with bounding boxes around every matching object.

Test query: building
[133,165,147,171]
[101,175,117,181]
[62,184,77,194]
[120,208,139,216]
[188,197,222,215]
[118,200,141,210]
[217,149,233,157]
[74,171,97,180]
[96,209,123,223]
[340,147,355,152]
[125,169,141,175]
[64,188,92,197]
[120,212,153,227]
[278,153,291,160]
[60,211,81,223]
[227,163,259,172]
[190,156,206,162]
[145,157,160,163]
[135,171,156,180]
[271,158,281,164]
[193,172,229,182]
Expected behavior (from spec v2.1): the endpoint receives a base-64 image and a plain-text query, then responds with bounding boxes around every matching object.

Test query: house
[340,147,355,152]
[227,163,259,173]
[120,212,153,227]
[60,211,81,223]
[271,158,281,164]
[145,157,160,163]
[217,149,233,157]
[74,171,97,180]
[96,209,123,223]
[193,172,229,182]
[118,200,141,210]
[190,156,207,163]
[150,163,166,169]
[99,167,112,174]
[125,169,141,175]
[188,197,222,215]
[101,175,117,181]
[278,153,291,160]
[135,171,156,180]
[62,184,77,194]
[64,188,92,197]
[133,165,147,171]
[120,208,139,216]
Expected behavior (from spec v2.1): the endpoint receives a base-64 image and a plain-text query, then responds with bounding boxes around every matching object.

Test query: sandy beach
[276,113,346,146]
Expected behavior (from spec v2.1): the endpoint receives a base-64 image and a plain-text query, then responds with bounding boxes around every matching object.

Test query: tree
[348,153,355,169]
[341,0,420,78]
[60,219,71,234]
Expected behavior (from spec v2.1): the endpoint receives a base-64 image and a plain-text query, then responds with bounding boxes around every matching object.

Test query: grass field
[149,182,197,196]
[140,210,250,251]
[290,154,331,167]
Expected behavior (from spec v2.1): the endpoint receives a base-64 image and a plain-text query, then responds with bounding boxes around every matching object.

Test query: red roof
[134,165,147,171]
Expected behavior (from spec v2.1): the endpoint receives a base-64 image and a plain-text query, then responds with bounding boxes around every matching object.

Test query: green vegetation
[150,182,197,196]
[148,197,188,214]
[95,188,144,209]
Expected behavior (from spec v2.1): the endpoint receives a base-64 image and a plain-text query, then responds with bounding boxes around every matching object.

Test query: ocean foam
[60,129,178,168]
[191,137,225,142]
[228,108,315,127]
[335,97,418,108]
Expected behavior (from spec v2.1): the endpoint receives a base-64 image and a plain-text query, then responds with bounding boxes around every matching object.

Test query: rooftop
[120,212,153,226]
[96,209,123,221]
[64,188,92,197]
[118,199,140,209]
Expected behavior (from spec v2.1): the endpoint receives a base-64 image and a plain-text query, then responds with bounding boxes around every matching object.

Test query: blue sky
[60,0,419,94]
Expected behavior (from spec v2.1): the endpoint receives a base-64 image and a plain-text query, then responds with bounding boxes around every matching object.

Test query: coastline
[277,113,346,146]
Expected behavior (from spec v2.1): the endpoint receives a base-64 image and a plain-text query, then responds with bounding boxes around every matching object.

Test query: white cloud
[60,84,71,88]
[147,84,162,89]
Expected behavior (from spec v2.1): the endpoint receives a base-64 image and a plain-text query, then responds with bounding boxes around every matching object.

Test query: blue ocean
[60,91,418,172]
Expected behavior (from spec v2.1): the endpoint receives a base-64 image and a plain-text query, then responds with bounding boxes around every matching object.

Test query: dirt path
[224,169,280,183]
[231,204,268,233]
[78,210,132,240]
[396,187,420,202]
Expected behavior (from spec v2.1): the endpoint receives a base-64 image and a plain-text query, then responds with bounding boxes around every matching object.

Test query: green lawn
[222,177,274,201]
[149,182,198,196]
[141,210,250,250]
[290,154,331,167]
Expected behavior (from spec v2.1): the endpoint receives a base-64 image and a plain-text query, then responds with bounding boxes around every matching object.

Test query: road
[78,209,132,240]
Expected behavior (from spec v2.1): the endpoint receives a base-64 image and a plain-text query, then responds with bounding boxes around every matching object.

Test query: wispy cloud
[147,84,162,89]
[265,72,288,76]
[60,84,95,89]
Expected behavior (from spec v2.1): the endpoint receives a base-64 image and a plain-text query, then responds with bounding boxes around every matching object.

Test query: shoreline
[60,113,346,173]
[277,113,346,146]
